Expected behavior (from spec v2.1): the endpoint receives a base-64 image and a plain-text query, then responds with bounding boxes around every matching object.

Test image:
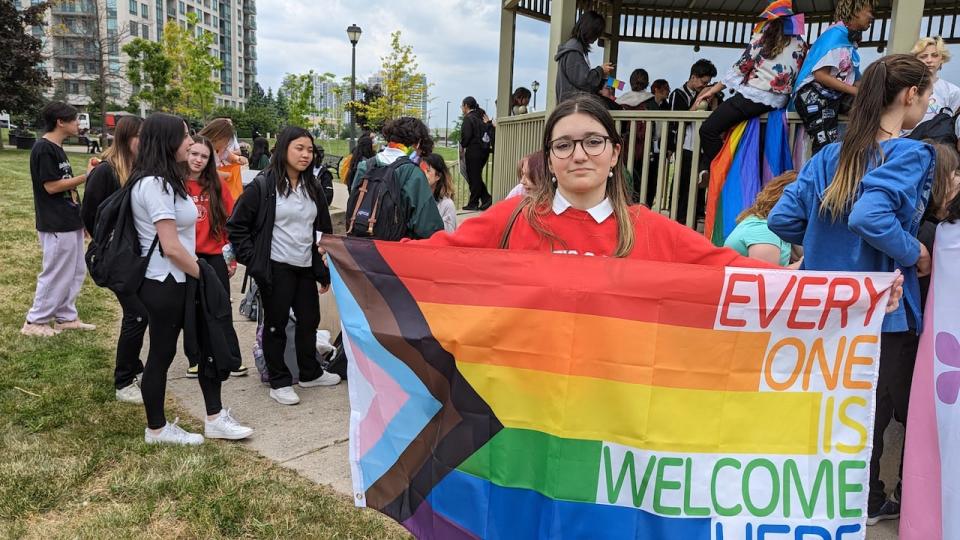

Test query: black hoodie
[554,38,605,102]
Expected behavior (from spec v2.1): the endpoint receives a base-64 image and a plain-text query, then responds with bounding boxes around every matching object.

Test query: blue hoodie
[767,138,934,333]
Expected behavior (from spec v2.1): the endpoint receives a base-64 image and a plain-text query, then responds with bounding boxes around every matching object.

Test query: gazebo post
[545,0,578,112]
[497,6,517,118]
[603,1,621,70]
[887,0,925,53]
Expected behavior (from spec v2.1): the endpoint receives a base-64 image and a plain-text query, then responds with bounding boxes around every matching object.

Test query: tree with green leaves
[279,71,317,128]
[123,38,179,113]
[0,0,51,140]
[163,13,223,120]
[359,31,429,130]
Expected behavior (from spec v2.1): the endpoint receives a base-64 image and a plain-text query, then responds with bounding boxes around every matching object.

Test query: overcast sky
[256,0,960,128]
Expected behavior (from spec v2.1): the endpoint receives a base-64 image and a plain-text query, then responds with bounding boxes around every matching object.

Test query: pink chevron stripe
[900,287,943,539]
[348,333,411,457]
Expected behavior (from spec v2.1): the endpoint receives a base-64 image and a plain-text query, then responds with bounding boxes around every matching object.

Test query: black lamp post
[347,24,362,149]
[531,80,540,111]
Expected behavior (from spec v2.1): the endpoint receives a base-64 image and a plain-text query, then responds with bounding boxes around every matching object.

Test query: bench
[322,154,343,177]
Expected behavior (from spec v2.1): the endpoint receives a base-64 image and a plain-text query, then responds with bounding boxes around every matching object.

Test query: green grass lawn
[0,147,409,538]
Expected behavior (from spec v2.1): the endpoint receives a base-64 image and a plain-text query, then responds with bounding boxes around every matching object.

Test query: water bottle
[223,243,236,266]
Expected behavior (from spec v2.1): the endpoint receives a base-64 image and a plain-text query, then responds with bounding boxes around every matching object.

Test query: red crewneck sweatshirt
[414,196,770,269]
[186,178,235,255]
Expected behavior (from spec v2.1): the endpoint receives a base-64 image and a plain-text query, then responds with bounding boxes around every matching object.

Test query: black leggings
[114,291,147,389]
[139,276,222,429]
[699,93,774,172]
[869,330,919,512]
[258,262,323,389]
[464,147,491,207]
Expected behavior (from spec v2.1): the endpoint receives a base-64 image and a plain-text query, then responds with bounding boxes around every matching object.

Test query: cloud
[255,1,960,126]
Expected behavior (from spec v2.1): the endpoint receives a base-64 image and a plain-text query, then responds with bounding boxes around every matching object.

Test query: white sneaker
[144,418,204,446]
[204,408,254,440]
[116,381,143,404]
[269,386,300,405]
[299,371,341,388]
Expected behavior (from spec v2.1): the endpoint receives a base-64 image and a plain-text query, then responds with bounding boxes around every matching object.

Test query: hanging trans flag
[901,223,960,540]
[704,108,793,246]
[325,235,894,540]
[606,76,625,91]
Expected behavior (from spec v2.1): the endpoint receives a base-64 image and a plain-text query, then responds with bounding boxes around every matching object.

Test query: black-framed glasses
[548,135,610,159]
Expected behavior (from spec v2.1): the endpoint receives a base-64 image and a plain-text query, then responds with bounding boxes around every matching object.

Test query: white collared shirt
[271,181,317,267]
[552,190,614,224]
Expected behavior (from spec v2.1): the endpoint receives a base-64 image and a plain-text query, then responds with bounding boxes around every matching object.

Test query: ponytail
[820,54,931,219]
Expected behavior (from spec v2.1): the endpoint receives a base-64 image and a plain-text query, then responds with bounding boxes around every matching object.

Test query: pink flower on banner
[936,331,960,404]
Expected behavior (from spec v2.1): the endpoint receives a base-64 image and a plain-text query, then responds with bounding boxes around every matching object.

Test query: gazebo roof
[511,0,960,48]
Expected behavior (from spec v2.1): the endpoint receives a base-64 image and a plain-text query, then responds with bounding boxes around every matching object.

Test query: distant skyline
[257,0,960,127]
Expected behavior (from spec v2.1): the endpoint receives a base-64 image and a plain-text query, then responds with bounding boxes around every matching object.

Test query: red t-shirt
[413,196,772,268]
[186,178,235,255]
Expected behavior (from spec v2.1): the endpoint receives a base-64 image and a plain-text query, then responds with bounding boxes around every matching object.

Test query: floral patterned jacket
[729,32,808,97]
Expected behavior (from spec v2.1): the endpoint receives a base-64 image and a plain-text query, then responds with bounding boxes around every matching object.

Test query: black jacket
[554,38,605,102]
[183,259,240,381]
[226,169,333,291]
[81,161,121,235]
[460,109,488,150]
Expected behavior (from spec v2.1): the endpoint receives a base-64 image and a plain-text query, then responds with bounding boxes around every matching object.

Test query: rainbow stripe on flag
[607,77,625,91]
[901,223,960,539]
[704,108,794,246]
[326,236,894,539]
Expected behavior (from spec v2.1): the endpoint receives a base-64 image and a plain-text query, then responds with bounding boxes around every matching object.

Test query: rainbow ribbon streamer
[704,108,793,246]
[606,77,625,91]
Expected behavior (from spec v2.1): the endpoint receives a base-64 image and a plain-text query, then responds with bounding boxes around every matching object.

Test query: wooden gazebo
[490,0,958,226]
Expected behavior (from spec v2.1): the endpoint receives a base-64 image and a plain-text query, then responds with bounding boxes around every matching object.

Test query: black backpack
[908,107,959,145]
[345,156,411,241]
[84,180,159,295]
[479,117,495,153]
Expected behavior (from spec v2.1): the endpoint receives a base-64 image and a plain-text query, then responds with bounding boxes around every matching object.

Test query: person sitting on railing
[791,0,874,155]
[694,0,809,184]
[554,10,614,103]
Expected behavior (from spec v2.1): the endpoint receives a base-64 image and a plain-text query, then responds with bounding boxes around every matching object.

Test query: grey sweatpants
[25,229,86,324]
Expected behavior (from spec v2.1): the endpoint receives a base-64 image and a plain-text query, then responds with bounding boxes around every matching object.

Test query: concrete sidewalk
[162,182,901,539]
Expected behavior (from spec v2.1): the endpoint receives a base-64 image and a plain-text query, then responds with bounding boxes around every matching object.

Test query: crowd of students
[19,0,960,528]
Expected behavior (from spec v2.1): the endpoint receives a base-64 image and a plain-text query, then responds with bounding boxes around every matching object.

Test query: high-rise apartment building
[24,0,256,110]
[366,71,429,123]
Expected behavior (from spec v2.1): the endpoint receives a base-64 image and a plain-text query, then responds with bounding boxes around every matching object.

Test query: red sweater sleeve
[640,208,776,269]
[406,197,522,249]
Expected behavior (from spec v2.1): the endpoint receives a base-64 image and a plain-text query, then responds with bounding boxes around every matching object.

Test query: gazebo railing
[494,109,818,228]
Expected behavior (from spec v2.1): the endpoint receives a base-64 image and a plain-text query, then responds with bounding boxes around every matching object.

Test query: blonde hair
[834,0,873,24]
[911,36,951,65]
[99,115,143,186]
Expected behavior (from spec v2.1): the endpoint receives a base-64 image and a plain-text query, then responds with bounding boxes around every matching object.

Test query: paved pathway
[160,182,901,539]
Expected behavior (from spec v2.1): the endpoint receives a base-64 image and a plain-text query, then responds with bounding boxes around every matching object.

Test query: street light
[347,23,362,150]
[531,80,540,111]
[445,100,450,148]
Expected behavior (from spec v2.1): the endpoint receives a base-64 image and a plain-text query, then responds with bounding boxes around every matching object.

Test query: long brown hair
[820,55,931,219]
[516,151,546,192]
[422,153,455,201]
[738,171,797,222]
[530,94,634,257]
[189,135,229,241]
[759,19,791,59]
[198,118,235,151]
[100,115,143,186]
[931,141,960,218]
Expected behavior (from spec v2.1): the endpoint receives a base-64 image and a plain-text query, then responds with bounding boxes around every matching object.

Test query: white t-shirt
[924,78,960,122]
[131,176,198,283]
